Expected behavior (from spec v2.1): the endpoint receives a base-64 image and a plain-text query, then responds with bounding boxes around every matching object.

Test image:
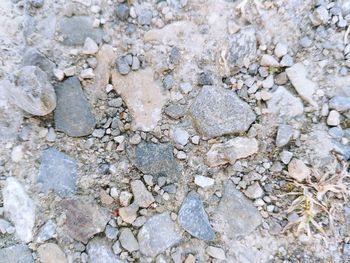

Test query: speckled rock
[0,244,34,263]
[87,238,126,263]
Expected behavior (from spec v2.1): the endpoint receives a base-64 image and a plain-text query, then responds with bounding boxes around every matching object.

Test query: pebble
[260,54,280,67]
[119,191,133,207]
[329,96,350,112]
[46,128,56,142]
[280,150,293,165]
[129,134,141,144]
[276,124,293,147]
[82,37,98,55]
[180,82,192,94]
[64,66,76,77]
[311,6,329,26]
[36,219,57,242]
[279,54,294,67]
[274,43,288,58]
[53,69,65,81]
[119,228,139,252]
[119,203,139,224]
[80,68,95,79]
[206,246,226,260]
[112,241,122,255]
[23,48,55,78]
[11,145,23,162]
[194,175,215,188]
[3,177,35,243]
[164,104,187,119]
[299,36,312,48]
[116,3,130,20]
[244,182,264,199]
[87,238,124,263]
[116,56,131,75]
[288,159,310,182]
[138,8,153,25]
[37,243,67,263]
[173,127,189,146]
[131,180,155,208]
[327,110,340,126]
[178,191,215,240]
[163,74,175,90]
[131,56,140,70]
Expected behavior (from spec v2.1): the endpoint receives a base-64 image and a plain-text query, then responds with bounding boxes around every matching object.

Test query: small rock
[180,82,192,94]
[329,96,350,112]
[280,150,293,165]
[260,54,279,67]
[80,68,95,79]
[36,219,56,242]
[276,124,293,147]
[206,246,226,260]
[327,110,340,126]
[197,72,213,86]
[82,37,98,55]
[129,134,141,144]
[116,56,131,75]
[64,66,76,77]
[131,180,155,208]
[119,228,139,252]
[115,3,130,20]
[274,43,288,58]
[173,127,189,146]
[288,159,310,182]
[53,69,65,81]
[100,190,114,205]
[87,238,125,263]
[0,244,33,263]
[23,48,55,78]
[184,254,196,263]
[37,243,67,263]
[119,203,139,224]
[244,182,264,199]
[280,54,294,67]
[131,56,140,70]
[311,6,329,26]
[138,8,153,25]
[119,191,133,207]
[112,241,122,255]
[194,175,214,188]
[178,191,215,241]
[164,103,186,119]
[11,145,24,162]
[163,74,175,90]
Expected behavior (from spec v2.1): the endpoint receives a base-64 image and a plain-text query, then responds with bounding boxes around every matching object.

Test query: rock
[164,103,186,119]
[197,72,213,86]
[173,127,189,146]
[82,37,98,54]
[260,54,279,67]
[119,191,133,207]
[38,148,77,197]
[138,8,153,25]
[131,56,140,70]
[190,86,256,138]
[276,124,293,147]
[332,140,350,160]
[116,4,130,21]
[267,86,304,120]
[280,150,293,165]
[132,141,181,180]
[119,203,139,224]
[80,68,95,79]
[22,48,55,78]
[138,212,182,257]
[115,56,131,75]
[206,246,226,260]
[327,110,340,126]
[244,182,264,199]
[36,219,56,242]
[87,238,125,263]
[11,66,56,116]
[286,63,317,107]
[288,159,310,182]
[0,244,34,263]
[112,241,122,255]
[0,218,14,234]
[329,96,350,112]
[280,54,294,67]
[55,77,96,137]
[194,175,214,188]
[206,137,258,167]
[274,43,288,58]
[119,228,139,252]
[163,74,175,90]
[178,191,215,241]
[59,197,110,243]
[58,16,103,45]
[28,0,44,8]
[212,180,262,238]
[112,68,168,131]
[105,225,118,239]
[37,243,67,263]
[227,27,256,69]
[180,82,192,94]
[131,180,155,208]
[3,177,35,243]
[311,6,329,26]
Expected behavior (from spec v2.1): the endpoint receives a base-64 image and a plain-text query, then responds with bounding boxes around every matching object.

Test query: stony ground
[1,0,350,262]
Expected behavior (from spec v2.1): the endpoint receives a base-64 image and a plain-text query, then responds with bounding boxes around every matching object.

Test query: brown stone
[37,243,67,263]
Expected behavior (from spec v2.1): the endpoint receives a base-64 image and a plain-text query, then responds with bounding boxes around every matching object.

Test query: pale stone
[244,182,264,199]
[206,246,226,260]
[260,54,279,67]
[37,243,67,263]
[288,159,310,182]
[194,175,214,188]
[80,68,95,79]
[82,37,98,55]
[327,110,340,126]
[131,180,155,208]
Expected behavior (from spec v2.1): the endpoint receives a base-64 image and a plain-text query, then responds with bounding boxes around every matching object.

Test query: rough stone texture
[3,177,35,243]
[112,68,168,131]
[178,191,215,241]
[164,103,187,119]
[227,27,256,69]
[286,63,317,106]
[132,141,181,179]
[38,148,77,197]
[58,16,103,46]
[138,212,182,257]
[288,159,310,182]
[267,86,304,120]
[119,228,139,252]
[131,180,155,208]
[206,137,259,167]
[11,66,56,116]
[59,197,110,243]
[329,96,350,112]
[37,243,67,263]
[87,238,126,263]
[22,48,55,78]
[190,86,256,138]
[0,244,34,263]
[36,219,56,242]
[54,77,96,137]
[212,181,262,239]
[276,124,293,147]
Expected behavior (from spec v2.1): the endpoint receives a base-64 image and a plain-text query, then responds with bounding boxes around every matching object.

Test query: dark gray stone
[213,180,262,238]
[116,56,131,75]
[178,191,215,241]
[23,48,55,78]
[189,86,256,138]
[58,16,103,46]
[38,148,77,197]
[115,3,130,20]
[0,244,34,263]
[132,141,181,179]
[87,238,126,263]
[59,197,110,244]
[54,77,96,137]
[197,72,213,86]
[329,96,350,112]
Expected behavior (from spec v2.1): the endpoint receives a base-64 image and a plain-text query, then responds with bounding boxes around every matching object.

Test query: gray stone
[227,27,256,69]
[332,140,350,160]
[55,77,96,137]
[163,74,175,90]
[132,141,181,180]
[178,191,215,241]
[197,72,213,86]
[116,56,131,75]
[164,103,186,119]
[131,180,155,208]
[131,56,140,70]
[0,244,34,263]
[119,228,139,252]
[329,96,350,112]
[299,36,312,48]
[276,124,293,147]
[29,0,44,8]
[189,86,256,138]
[38,148,77,197]
[87,238,126,263]
[329,127,343,139]
[23,48,55,78]
[58,16,103,46]
[213,181,262,238]
[115,4,130,21]
[279,54,294,67]
[105,225,118,240]
[36,219,56,242]
[138,212,182,257]
[138,9,153,25]
[280,150,293,165]
[12,66,56,116]
[0,218,14,234]
[59,197,110,243]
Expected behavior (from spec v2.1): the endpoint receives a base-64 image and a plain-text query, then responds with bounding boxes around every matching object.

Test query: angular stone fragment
[112,68,168,131]
[329,96,350,112]
[206,137,258,167]
[227,27,256,69]
[37,243,67,263]
[3,177,36,243]
[178,191,215,241]
[23,48,55,78]
[212,181,262,238]
[131,180,155,208]
[119,228,139,252]
[87,238,126,263]
[0,244,34,263]
[54,77,96,137]
[138,212,182,257]
[12,66,56,116]
[36,219,56,242]
[38,148,77,197]
[276,124,293,147]
[288,159,310,182]
[58,16,103,46]
[59,197,109,243]
[132,141,181,179]
[164,103,187,119]
[190,86,256,138]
